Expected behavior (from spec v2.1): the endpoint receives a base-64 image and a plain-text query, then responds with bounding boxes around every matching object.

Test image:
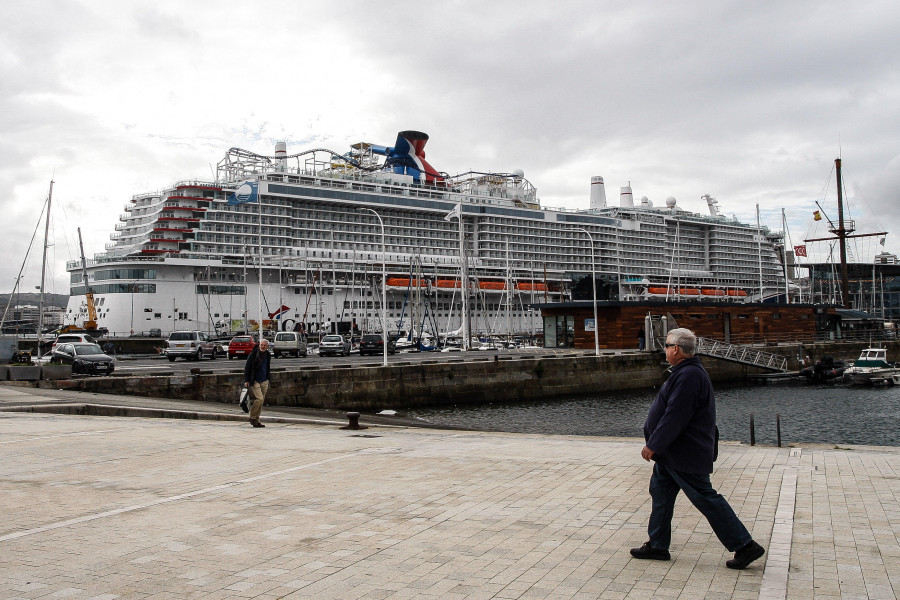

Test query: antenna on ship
[702,194,719,216]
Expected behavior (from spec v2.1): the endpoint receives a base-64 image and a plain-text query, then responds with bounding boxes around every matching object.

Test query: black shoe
[630,542,670,561]
[726,540,765,569]
[250,420,265,428]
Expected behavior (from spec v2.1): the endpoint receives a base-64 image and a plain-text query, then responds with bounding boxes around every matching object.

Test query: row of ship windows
[170,214,772,247]
[184,229,774,256]
[122,214,773,253]
[173,243,780,279]
[70,269,158,284]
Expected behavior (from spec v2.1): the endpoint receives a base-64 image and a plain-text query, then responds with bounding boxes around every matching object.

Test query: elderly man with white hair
[630,328,765,570]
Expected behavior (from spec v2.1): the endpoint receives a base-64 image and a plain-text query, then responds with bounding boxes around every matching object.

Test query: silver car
[165,330,218,361]
[318,334,350,357]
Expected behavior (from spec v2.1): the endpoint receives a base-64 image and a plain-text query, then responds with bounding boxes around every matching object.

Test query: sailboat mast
[37,180,54,358]
[835,158,851,308]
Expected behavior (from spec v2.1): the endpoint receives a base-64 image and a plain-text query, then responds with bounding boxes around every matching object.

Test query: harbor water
[407,380,900,447]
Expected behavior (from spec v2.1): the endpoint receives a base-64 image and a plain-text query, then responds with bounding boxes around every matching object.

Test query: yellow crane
[59,227,100,334]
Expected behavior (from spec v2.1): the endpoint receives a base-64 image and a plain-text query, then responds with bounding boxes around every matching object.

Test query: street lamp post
[362,208,388,367]
[566,227,599,356]
[130,280,138,336]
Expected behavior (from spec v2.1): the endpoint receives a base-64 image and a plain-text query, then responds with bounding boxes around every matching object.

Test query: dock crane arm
[77,228,98,328]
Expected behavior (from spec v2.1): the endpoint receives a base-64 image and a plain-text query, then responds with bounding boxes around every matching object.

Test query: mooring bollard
[749,412,755,446]
[340,411,367,430]
[776,413,782,448]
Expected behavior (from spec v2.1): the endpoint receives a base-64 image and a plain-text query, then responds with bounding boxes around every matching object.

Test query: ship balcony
[175,182,222,192]
[153,225,195,233]
[158,215,201,223]
[140,248,180,254]
[163,204,208,213]
[829,220,855,234]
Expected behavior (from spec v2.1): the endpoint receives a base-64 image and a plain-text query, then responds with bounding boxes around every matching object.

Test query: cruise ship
[65,130,787,340]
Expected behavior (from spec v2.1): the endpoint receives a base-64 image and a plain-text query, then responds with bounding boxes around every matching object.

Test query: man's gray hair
[667,328,696,355]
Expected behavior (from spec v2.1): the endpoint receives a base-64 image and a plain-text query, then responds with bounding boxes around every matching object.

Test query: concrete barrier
[8,365,41,381]
[32,352,769,412]
[41,365,73,380]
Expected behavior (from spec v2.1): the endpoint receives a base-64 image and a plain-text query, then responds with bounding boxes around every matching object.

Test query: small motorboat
[799,355,846,383]
[843,348,900,385]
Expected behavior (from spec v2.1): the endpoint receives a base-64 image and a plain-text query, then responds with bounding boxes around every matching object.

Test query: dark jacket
[244,346,270,384]
[643,356,716,474]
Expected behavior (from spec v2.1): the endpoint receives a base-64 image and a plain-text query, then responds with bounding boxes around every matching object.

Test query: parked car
[165,330,219,361]
[358,333,396,356]
[227,335,257,360]
[318,334,351,357]
[273,331,307,358]
[50,333,97,353]
[51,342,115,375]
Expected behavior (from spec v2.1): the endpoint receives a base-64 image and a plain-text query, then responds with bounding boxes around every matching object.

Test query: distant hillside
[0,293,69,310]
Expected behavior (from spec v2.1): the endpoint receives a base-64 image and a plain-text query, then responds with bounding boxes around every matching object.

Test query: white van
[273,331,308,358]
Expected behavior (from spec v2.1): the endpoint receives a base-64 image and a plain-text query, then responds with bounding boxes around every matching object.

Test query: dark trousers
[647,462,752,552]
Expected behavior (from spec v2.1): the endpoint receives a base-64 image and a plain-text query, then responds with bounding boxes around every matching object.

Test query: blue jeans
[647,462,752,552]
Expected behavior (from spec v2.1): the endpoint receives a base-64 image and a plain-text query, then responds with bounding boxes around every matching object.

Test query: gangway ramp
[695,337,789,372]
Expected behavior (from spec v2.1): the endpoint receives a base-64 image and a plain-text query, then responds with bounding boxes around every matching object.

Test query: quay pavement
[1,384,899,599]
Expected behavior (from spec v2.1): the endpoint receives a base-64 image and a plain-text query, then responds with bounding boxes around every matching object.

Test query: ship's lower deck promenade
[1,385,898,599]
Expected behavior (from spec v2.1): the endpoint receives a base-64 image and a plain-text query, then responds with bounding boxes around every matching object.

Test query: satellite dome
[512,169,524,178]
[640,195,653,207]
[665,196,677,208]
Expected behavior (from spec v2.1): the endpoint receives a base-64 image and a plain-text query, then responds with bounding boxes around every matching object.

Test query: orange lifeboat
[386,277,426,287]
[479,281,506,290]
[678,288,701,296]
[726,289,748,297]
[435,279,461,288]
[701,289,726,296]
[648,287,672,295]
[516,282,548,292]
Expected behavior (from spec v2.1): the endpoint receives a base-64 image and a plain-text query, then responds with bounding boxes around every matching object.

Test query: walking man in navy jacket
[630,328,765,569]
[244,338,271,428]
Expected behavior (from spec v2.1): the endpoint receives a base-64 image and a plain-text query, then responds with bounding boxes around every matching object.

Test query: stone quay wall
[40,351,764,412]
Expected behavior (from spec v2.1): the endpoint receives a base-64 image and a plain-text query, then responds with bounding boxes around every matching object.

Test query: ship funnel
[372,130,445,185]
[620,182,634,207]
[275,141,287,172]
[590,176,607,209]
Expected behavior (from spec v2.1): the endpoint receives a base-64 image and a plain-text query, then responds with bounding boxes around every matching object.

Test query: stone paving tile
[1,401,900,599]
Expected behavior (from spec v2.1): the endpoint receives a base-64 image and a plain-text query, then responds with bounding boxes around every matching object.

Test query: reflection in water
[407,381,900,447]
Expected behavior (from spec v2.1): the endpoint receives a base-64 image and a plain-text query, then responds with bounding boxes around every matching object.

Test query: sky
[3,0,899,298]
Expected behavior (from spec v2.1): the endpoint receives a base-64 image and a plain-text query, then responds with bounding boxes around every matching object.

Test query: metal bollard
[776,413,782,448]
[340,411,367,430]
[750,412,755,446]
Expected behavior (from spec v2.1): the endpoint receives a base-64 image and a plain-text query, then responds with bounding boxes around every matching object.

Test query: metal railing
[695,337,789,372]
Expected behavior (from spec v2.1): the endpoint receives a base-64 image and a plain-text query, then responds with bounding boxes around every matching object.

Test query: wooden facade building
[535,301,836,350]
